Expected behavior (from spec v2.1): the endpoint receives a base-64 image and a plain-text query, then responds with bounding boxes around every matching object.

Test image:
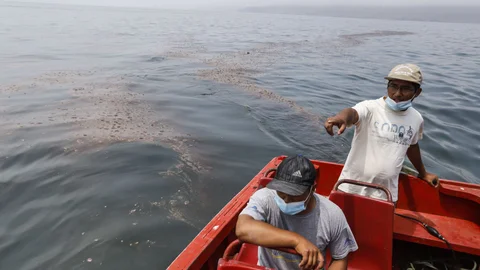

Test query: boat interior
[169,156,480,270]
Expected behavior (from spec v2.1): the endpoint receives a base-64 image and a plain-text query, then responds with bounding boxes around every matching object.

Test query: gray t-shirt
[239,188,358,270]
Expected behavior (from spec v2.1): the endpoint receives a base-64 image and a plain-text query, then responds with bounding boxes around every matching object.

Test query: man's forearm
[335,108,358,127]
[407,143,427,177]
[236,216,300,248]
[328,258,347,270]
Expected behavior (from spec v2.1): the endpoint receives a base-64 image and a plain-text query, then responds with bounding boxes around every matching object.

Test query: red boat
[168,156,480,270]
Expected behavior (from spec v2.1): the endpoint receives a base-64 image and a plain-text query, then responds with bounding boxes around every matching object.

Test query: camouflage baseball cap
[385,64,423,85]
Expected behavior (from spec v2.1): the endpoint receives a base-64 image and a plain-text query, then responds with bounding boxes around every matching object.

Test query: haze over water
[0,2,479,269]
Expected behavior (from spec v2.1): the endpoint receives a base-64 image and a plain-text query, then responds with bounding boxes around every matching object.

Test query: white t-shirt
[338,97,424,202]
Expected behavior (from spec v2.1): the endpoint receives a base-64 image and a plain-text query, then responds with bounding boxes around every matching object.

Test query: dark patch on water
[339,30,414,39]
[147,56,166,62]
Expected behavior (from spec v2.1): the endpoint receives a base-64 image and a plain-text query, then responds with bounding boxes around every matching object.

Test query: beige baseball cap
[385,64,423,85]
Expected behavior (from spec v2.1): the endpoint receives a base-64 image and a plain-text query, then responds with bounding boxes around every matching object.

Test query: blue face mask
[274,188,313,215]
[385,96,413,111]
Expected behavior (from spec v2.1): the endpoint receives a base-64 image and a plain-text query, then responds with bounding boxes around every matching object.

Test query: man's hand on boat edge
[236,215,326,270]
[294,236,325,270]
[418,172,440,188]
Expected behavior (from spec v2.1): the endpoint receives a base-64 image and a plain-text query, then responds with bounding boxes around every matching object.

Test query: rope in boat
[394,213,478,270]
[395,213,456,261]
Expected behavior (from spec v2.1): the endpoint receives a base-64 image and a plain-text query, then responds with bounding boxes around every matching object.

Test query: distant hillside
[241,6,480,24]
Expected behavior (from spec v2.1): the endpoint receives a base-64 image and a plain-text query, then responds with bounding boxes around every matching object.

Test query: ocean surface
[0,2,479,269]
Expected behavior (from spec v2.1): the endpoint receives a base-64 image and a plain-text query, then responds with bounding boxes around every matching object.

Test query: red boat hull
[168,156,480,269]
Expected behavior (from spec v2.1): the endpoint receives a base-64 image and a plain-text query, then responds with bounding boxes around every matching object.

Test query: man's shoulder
[353,97,384,110]
[315,194,345,219]
[407,107,424,121]
[240,188,276,220]
[251,188,275,200]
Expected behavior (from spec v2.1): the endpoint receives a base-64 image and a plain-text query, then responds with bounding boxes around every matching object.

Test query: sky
[6,0,480,9]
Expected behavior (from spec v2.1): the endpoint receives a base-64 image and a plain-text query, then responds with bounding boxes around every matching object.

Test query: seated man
[236,155,358,270]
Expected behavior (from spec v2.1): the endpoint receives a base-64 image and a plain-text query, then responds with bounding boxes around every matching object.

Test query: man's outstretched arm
[324,108,359,136]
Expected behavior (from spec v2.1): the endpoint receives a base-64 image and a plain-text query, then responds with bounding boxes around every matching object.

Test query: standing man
[324,64,438,202]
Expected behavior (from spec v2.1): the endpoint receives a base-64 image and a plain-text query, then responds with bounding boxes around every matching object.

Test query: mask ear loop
[410,85,420,102]
[304,185,315,206]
